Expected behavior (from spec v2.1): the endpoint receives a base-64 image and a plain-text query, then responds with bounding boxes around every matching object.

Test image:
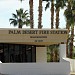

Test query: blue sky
[0,0,66,28]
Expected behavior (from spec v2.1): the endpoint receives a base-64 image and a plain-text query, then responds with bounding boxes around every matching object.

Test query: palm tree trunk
[55,50,58,62]
[29,0,34,28]
[38,0,42,29]
[66,40,68,57]
[66,22,70,57]
[50,0,54,61]
[51,0,54,29]
[50,50,53,62]
[67,1,72,58]
[70,26,74,58]
[56,7,59,29]
[55,5,60,61]
[18,25,22,28]
[66,37,69,57]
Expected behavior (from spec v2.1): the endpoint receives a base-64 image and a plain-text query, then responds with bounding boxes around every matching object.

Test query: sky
[0,0,66,29]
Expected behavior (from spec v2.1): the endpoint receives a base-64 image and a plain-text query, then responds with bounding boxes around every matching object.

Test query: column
[36,47,47,63]
[59,44,66,62]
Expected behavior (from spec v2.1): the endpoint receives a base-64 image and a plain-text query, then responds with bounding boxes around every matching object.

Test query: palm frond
[10,19,17,26]
[22,13,29,18]
[9,18,16,22]
[12,13,18,19]
[45,2,50,11]
[24,19,30,26]
[16,8,23,17]
[24,10,28,13]
[19,8,23,13]
[9,8,30,28]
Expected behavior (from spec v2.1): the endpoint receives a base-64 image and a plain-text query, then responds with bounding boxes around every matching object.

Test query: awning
[0,28,68,45]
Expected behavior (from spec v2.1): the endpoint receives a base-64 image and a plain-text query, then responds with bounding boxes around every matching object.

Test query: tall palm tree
[38,0,42,29]
[29,0,34,28]
[64,0,75,58]
[66,23,70,57]
[70,0,75,58]
[65,0,71,57]
[43,0,67,61]
[53,0,66,60]
[9,8,30,28]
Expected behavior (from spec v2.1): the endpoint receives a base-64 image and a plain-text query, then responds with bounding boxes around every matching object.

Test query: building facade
[0,28,68,63]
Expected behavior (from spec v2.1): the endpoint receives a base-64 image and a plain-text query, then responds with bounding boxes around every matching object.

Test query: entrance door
[26,45,36,62]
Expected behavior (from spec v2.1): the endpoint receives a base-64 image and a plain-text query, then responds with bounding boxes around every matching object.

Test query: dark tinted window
[0,43,36,63]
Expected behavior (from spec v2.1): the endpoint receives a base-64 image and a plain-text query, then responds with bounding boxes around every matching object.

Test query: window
[0,43,36,63]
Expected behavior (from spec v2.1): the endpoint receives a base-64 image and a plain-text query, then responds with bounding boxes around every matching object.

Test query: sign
[8,30,67,34]
[0,29,68,45]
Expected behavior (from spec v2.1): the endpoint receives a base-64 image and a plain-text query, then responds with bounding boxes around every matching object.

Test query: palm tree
[64,0,75,58]
[65,0,71,57]
[70,1,75,58]
[43,0,67,61]
[9,8,30,28]
[53,0,66,60]
[29,0,34,28]
[38,0,42,29]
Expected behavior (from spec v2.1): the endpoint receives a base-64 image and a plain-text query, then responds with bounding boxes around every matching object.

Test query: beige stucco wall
[36,47,47,63]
